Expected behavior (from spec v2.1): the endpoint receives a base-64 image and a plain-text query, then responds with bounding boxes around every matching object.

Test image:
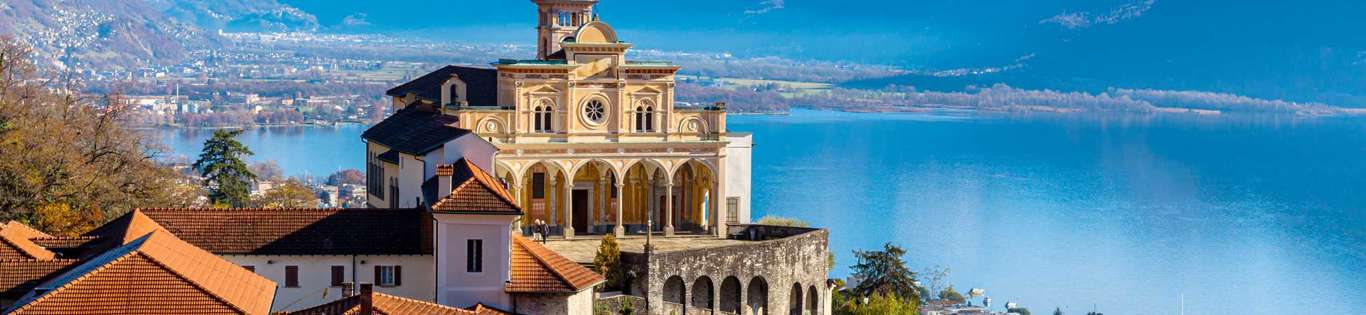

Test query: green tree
[252,178,318,208]
[193,129,256,207]
[1054,307,1064,315]
[593,233,624,290]
[0,37,202,234]
[834,292,917,315]
[939,285,966,304]
[1009,307,1032,315]
[849,243,920,302]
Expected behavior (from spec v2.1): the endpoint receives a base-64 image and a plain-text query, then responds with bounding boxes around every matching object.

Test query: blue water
[157,110,1366,314]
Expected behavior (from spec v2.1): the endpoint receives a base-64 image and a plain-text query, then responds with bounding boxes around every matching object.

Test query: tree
[326,169,365,186]
[834,292,917,315]
[593,233,624,290]
[0,37,201,235]
[849,243,920,302]
[923,265,951,299]
[939,286,965,304]
[1054,307,1064,315]
[250,161,284,181]
[193,129,256,207]
[252,178,318,208]
[1008,307,1032,315]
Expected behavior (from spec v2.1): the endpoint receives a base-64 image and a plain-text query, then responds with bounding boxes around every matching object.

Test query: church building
[366,0,754,238]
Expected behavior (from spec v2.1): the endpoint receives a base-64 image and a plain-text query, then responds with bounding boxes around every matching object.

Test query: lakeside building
[2,1,830,315]
[366,0,754,239]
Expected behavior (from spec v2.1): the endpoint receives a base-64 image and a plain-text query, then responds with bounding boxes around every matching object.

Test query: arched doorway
[747,277,769,315]
[671,159,716,233]
[789,283,803,315]
[519,162,566,236]
[720,276,743,314]
[806,286,819,315]
[570,160,616,235]
[692,276,715,311]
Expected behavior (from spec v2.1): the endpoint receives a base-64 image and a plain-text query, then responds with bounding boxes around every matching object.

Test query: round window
[583,99,607,124]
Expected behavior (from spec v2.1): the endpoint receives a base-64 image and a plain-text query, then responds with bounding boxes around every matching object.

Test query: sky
[282,0,1366,105]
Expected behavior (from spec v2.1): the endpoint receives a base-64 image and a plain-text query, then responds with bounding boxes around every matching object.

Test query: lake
[156,110,1366,314]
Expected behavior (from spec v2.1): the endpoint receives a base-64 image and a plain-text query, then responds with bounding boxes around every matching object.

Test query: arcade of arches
[497,158,720,238]
[660,275,824,315]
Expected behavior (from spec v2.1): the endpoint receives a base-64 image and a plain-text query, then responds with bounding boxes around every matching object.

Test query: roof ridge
[374,292,476,314]
[6,234,149,314]
[132,250,243,313]
[462,159,520,209]
[135,230,276,314]
[511,235,591,291]
[0,228,56,260]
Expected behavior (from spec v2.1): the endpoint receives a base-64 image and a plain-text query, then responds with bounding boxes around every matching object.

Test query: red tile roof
[5,230,277,315]
[0,259,79,300]
[122,208,432,255]
[2,221,52,239]
[288,290,514,315]
[430,159,522,216]
[0,224,56,260]
[506,235,604,294]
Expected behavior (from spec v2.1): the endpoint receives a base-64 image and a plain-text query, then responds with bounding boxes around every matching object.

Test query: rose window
[583,99,606,124]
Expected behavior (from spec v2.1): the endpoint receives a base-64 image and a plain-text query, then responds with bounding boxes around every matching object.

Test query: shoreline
[134,105,1365,130]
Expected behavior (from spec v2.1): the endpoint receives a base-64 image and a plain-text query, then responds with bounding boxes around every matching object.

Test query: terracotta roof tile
[5,230,277,314]
[2,221,52,239]
[0,259,79,300]
[0,228,55,260]
[506,235,604,293]
[430,159,523,216]
[127,208,432,255]
[288,291,514,315]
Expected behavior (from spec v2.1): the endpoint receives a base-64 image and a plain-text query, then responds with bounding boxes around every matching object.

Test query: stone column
[663,182,675,236]
[563,180,575,239]
[511,185,523,233]
[549,176,559,234]
[597,178,608,232]
[714,158,728,238]
[614,182,625,237]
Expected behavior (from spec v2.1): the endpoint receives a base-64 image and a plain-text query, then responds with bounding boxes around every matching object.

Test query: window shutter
[374,266,381,286]
[330,266,344,287]
[285,266,299,288]
[394,266,402,286]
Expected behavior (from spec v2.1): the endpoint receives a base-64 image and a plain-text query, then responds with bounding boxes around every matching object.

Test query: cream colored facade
[387,0,752,239]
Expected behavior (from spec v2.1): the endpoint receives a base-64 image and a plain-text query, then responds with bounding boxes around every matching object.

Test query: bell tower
[534,0,598,60]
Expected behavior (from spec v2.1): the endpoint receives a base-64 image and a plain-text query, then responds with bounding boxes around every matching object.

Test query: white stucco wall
[440,134,498,175]
[399,154,424,208]
[511,290,593,315]
[434,213,515,310]
[224,255,434,313]
[725,133,753,223]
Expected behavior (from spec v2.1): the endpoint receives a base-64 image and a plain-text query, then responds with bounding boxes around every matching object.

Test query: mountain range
[0,0,316,69]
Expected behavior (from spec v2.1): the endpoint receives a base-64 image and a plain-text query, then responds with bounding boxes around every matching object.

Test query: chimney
[436,164,455,200]
[359,283,374,314]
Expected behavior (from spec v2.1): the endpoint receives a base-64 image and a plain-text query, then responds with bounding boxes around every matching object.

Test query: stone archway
[806,285,819,315]
[518,161,567,235]
[692,276,716,311]
[789,283,803,315]
[720,276,743,314]
[664,276,687,305]
[747,277,769,315]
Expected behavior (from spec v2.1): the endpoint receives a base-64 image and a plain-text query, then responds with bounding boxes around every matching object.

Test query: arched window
[533,100,554,133]
[635,101,655,132]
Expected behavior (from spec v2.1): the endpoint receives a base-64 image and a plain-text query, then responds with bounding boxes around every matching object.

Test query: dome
[573,21,618,44]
